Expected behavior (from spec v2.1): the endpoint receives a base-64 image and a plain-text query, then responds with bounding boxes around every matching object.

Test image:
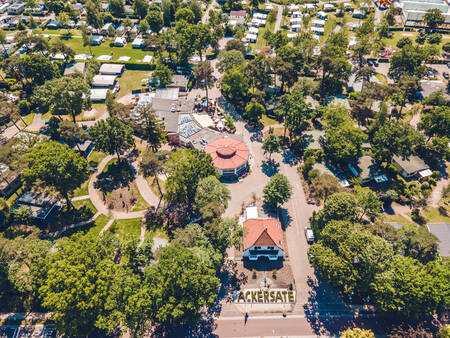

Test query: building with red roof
[243,217,284,262]
[205,137,249,178]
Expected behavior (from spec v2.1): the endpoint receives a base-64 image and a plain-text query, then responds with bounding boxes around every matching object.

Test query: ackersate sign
[234,288,296,304]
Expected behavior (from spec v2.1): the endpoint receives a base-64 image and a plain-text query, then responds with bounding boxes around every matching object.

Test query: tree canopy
[22,141,89,208]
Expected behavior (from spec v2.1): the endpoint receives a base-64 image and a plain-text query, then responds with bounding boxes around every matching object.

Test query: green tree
[311,192,358,235]
[194,175,230,215]
[175,7,195,24]
[109,0,125,17]
[13,206,32,225]
[370,120,423,164]
[22,141,89,208]
[217,49,245,73]
[57,12,70,35]
[85,0,102,29]
[193,61,214,111]
[89,117,135,162]
[418,106,450,140]
[165,149,218,206]
[133,105,167,152]
[44,0,65,14]
[262,133,281,160]
[388,45,427,81]
[245,102,264,127]
[146,10,163,33]
[340,328,375,338]
[133,0,149,19]
[39,234,133,336]
[398,223,439,264]
[144,245,220,326]
[355,186,383,221]
[220,67,249,103]
[279,88,313,142]
[324,125,365,165]
[371,256,449,317]
[57,120,88,148]
[80,24,93,54]
[0,228,51,297]
[151,62,173,88]
[263,173,292,209]
[423,8,445,30]
[32,76,90,123]
[244,54,271,93]
[139,150,169,210]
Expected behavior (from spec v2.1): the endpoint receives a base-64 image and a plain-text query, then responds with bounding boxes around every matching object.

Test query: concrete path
[270,1,283,33]
[51,212,101,238]
[25,113,45,133]
[87,154,158,220]
[99,218,115,236]
[70,195,90,202]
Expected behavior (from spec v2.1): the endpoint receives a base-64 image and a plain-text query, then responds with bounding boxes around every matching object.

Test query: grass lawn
[261,113,278,126]
[72,181,89,197]
[376,73,388,85]
[50,37,153,61]
[421,207,450,224]
[382,213,412,225]
[7,188,22,208]
[131,185,150,212]
[383,31,450,54]
[54,199,97,228]
[34,28,82,36]
[87,214,110,237]
[72,199,97,214]
[18,113,35,128]
[117,70,151,98]
[87,150,107,166]
[59,213,110,238]
[109,217,142,240]
[250,19,277,49]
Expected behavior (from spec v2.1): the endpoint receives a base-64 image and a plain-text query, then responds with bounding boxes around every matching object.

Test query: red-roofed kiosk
[205,137,249,178]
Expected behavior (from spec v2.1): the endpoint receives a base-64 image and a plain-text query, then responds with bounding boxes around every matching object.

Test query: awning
[419,169,432,178]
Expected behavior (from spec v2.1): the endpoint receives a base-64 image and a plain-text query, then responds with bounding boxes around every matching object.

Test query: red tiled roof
[230,10,247,17]
[243,218,284,251]
[205,138,249,170]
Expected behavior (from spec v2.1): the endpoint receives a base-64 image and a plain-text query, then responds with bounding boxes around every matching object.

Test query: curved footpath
[55,153,160,238]
[88,154,160,220]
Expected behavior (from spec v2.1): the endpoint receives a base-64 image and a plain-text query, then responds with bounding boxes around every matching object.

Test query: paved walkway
[87,154,159,220]
[270,1,283,33]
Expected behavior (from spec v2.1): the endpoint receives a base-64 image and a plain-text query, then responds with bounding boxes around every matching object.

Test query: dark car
[367,60,374,66]
[373,60,379,67]
[443,72,450,79]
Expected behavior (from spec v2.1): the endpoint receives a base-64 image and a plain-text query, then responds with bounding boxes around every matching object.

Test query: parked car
[367,60,373,66]
[373,60,379,67]
[304,226,314,244]
[444,72,450,79]
[447,62,450,69]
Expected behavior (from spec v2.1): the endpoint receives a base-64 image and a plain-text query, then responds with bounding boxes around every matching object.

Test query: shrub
[307,168,319,182]
[443,42,450,53]
[18,100,30,114]
[427,33,442,45]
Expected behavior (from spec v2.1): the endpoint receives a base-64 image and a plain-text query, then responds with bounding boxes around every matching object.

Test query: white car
[305,226,314,244]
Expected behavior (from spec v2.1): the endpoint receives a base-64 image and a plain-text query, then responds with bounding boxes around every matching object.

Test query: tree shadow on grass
[94,159,136,194]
